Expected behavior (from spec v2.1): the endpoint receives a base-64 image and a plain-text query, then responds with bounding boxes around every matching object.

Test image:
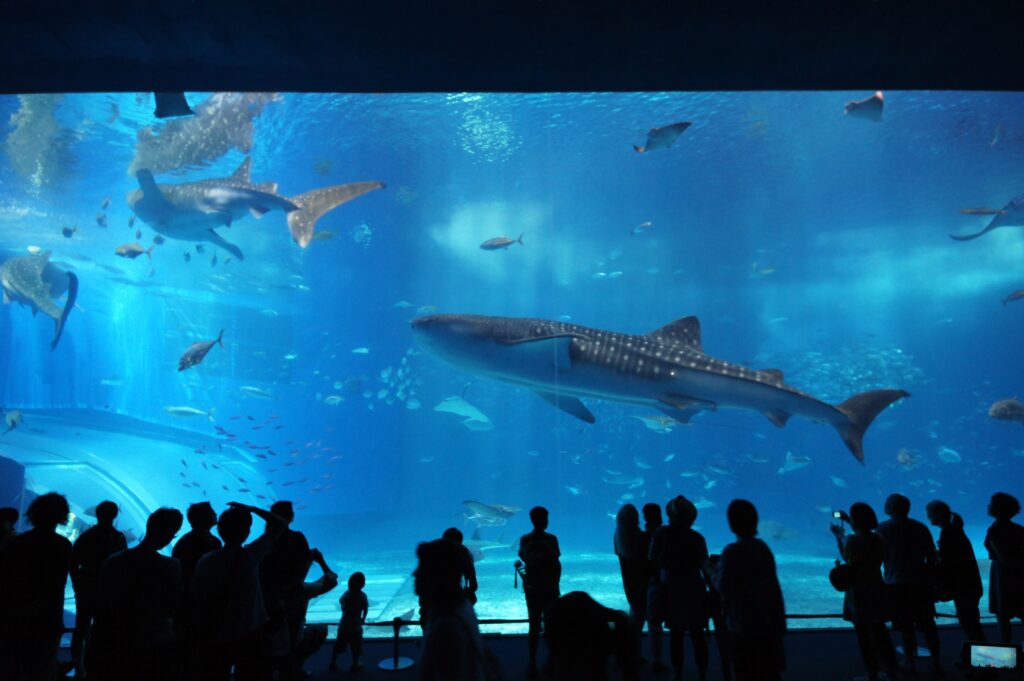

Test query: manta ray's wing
[950,213,1006,241]
[287,181,386,248]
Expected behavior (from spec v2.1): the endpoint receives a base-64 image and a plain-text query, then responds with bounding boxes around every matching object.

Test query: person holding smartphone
[831,503,900,681]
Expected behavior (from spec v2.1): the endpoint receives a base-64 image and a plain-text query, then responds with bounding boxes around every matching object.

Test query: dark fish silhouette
[844,91,884,122]
[1003,289,1024,307]
[480,234,523,250]
[989,398,1024,425]
[153,235,165,245]
[101,197,111,210]
[951,194,1024,241]
[178,329,224,371]
[128,215,136,228]
[61,226,77,238]
[96,212,108,228]
[634,122,691,153]
[183,252,191,263]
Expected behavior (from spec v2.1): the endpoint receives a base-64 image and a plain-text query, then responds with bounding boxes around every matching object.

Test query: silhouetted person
[703,553,734,681]
[831,502,899,681]
[70,501,128,676]
[927,499,985,662]
[260,500,311,664]
[614,505,647,641]
[650,495,710,681]
[277,548,338,680]
[173,502,222,590]
[173,501,222,677]
[330,571,368,673]
[546,591,638,681]
[713,499,786,681]
[0,492,71,681]
[518,506,561,679]
[87,508,184,681]
[191,501,286,681]
[984,492,1024,642]
[643,502,667,672]
[443,527,480,605]
[416,537,501,681]
[0,506,18,554]
[876,493,942,675]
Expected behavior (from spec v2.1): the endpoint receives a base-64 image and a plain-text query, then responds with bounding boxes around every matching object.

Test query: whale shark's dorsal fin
[230,157,252,183]
[759,368,784,383]
[648,316,702,351]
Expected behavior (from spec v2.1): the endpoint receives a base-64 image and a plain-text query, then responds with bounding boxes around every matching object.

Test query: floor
[298,624,995,680]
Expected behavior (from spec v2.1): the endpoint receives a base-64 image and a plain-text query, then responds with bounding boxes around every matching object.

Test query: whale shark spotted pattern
[412,313,909,463]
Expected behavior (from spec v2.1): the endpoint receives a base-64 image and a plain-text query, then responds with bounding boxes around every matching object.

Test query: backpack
[522,534,557,590]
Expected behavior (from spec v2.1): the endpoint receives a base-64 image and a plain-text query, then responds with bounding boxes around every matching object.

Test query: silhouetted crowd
[0,489,1021,681]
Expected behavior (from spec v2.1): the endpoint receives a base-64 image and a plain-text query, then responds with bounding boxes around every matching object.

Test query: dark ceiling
[1,1,1022,93]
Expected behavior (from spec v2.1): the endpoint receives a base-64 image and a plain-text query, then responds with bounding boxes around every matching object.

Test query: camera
[832,510,843,519]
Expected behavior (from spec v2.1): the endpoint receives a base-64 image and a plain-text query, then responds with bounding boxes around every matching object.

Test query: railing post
[377,616,414,671]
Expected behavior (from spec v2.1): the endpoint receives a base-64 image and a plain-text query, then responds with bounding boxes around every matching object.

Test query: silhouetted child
[330,571,368,673]
[518,506,562,679]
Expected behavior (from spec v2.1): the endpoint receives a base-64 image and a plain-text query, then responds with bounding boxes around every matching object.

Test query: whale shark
[126,157,385,259]
[412,313,909,463]
[0,252,78,349]
[129,92,281,176]
[951,193,1024,241]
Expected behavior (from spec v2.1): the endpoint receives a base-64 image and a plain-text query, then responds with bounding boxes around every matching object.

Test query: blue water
[1,92,1023,631]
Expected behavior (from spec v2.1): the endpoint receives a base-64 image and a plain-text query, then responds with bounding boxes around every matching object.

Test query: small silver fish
[480,234,523,250]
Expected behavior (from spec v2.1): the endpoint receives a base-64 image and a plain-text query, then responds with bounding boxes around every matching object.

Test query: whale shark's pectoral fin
[763,409,791,428]
[206,230,245,261]
[534,390,595,424]
[658,394,716,423]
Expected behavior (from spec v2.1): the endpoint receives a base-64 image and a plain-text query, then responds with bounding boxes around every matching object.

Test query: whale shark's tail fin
[833,389,909,464]
[287,181,386,248]
[51,272,78,351]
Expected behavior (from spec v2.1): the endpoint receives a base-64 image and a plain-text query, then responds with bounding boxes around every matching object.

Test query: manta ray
[951,193,1024,241]
[126,157,385,259]
[0,252,78,349]
[412,313,909,463]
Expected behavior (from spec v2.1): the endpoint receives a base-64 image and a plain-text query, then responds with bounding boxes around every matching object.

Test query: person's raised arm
[228,502,286,543]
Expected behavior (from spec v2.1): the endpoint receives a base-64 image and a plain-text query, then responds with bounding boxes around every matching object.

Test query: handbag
[829,560,852,593]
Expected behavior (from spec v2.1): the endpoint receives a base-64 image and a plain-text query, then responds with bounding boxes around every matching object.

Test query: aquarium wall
[1,91,1023,631]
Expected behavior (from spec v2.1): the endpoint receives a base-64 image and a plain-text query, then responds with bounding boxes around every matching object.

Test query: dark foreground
[59,624,1002,681]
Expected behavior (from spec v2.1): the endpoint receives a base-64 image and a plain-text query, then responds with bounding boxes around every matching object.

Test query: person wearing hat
[649,495,710,681]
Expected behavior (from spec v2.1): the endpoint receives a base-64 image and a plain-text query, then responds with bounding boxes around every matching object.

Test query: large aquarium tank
[1,91,1022,633]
